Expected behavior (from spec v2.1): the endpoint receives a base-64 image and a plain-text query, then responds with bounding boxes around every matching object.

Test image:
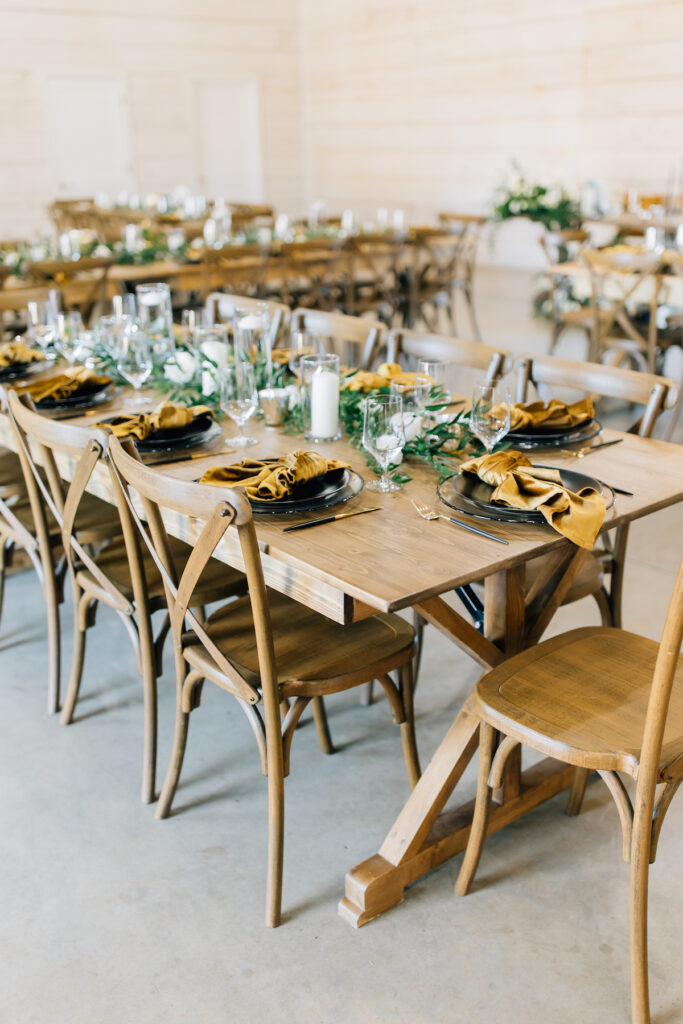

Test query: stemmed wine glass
[470,382,511,452]
[26,299,58,354]
[219,362,258,447]
[54,312,85,366]
[362,393,406,493]
[117,323,153,408]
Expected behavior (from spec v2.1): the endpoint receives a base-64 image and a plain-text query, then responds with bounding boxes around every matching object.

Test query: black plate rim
[506,417,601,447]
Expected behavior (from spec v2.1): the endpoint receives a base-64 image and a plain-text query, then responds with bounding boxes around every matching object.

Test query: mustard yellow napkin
[460,450,605,549]
[502,398,594,433]
[342,362,426,393]
[0,341,45,367]
[97,401,213,441]
[200,449,349,501]
[270,346,317,366]
[20,367,111,404]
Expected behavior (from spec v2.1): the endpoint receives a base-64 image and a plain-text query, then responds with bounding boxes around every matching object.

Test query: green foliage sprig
[494,163,582,232]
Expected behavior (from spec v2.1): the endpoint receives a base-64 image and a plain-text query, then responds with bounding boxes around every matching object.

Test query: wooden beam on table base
[339,553,588,928]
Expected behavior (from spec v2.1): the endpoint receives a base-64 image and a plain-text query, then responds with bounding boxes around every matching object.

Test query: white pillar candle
[310,366,340,438]
[124,223,138,251]
[200,339,229,396]
[203,218,217,246]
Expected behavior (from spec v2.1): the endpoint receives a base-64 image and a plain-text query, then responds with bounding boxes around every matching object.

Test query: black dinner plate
[250,467,364,515]
[0,359,46,382]
[36,378,114,411]
[438,465,614,524]
[506,417,601,448]
[134,414,217,453]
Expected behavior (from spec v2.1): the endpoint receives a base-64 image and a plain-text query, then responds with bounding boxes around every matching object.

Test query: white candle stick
[310,366,340,439]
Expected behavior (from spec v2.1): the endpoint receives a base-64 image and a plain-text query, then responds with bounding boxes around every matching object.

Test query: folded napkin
[503,397,594,433]
[270,346,317,366]
[97,401,214,441]
[20,367,111,404]
[343,362,425,393]
[460,450,605,549]
[0,341,45,367]
[200,449,349,501]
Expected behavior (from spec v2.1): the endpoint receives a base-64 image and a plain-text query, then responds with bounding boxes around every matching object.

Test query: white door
[42,73,133,197]
[195,78,263,203]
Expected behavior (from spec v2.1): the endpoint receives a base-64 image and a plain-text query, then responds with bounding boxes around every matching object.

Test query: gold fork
[411,498,508,545]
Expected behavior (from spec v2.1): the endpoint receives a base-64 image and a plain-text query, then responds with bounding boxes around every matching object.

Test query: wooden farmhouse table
[1,394,682,926]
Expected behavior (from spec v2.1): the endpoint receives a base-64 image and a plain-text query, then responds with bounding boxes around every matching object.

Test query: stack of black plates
[250,466,364,515]
[437,466,614,524]
[506,418,601,450]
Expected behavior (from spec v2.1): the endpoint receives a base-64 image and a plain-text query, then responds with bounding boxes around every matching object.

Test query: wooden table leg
[339,558,581,928]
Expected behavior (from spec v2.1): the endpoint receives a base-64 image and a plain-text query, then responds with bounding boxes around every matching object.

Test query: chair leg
[566,767,590,816]
[455,721,496,896]
[629,794,655,1023]
[155,703,191,820]
[140,663,158,806]
[398,660,421,788]
[412,608,425,688]
[594,587,614,627]
[44,570,61,715]
[0,539,9,626]
[359,680,374,706]
[59,614,87,726]
[312,695,335,755]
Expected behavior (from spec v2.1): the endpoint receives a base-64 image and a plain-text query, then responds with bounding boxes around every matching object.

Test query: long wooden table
[2,396,682,924]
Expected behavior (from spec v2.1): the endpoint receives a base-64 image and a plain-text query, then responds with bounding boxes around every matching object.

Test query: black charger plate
[0,359,46,382]
[134,414,218,453]
[250,467,364,515]
[438,466,614,524]
[506,417,601,449]
[36,379,115,411]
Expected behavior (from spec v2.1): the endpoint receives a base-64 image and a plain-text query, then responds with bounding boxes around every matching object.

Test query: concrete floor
[2,270,683,1024]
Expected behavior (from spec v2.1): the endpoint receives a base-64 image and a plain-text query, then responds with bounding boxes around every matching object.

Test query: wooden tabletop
[1,395,681,625]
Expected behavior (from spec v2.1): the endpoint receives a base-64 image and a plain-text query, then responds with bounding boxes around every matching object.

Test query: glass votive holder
[135,282,174,364]
[389,374,432,442]
[301,353,341,442]
[259,388,290,427]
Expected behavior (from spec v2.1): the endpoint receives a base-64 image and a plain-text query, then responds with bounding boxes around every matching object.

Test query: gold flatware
[560,439,623,459]
[411,498,508,545]
[282,506,381,532]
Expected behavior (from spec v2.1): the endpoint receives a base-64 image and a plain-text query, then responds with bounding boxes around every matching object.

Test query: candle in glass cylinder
[310,365,340,439]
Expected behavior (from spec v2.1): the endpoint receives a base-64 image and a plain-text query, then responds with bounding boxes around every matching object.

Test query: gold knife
[282,506,381,532]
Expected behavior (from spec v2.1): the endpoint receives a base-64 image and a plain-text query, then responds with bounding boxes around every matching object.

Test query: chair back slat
[6,391,133,613]
[515,354,679,438]
[387,328,507,386]
[291,308,384,370]
[107,437,264,706]
[636,559,683,804]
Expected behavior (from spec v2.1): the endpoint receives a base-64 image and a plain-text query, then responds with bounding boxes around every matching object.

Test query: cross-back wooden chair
[580,248,663,371]
[107,435,421,926]
[6,393,246,801]
[0,285,57,342]
[344,232,405,323]
[387,328,507,386]
[539,228,593,356]
[437,213,487,342]
[201,243,271,300]
[516,353,679,631]
[403,226,478,337]
[456,556,683,1024]
[204,292,290,349]
[27,256,114,326]
[276,238,348,310]
[291,307,385,370]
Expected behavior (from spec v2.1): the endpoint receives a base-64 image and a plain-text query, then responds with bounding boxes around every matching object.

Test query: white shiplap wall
[0,0,304,236]
[297,0,683,264]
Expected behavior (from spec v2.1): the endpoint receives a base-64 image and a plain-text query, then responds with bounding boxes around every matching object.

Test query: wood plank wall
[0,0,304,236]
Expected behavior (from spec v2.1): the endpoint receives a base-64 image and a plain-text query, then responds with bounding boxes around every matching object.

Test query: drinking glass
[417,359,452,424]
[234,306,269,363]
[135,283,174,364]
[96,313,133,361]
[470,382,511,452]
[288,322,321,382]
[54,312,85,366]
[219,362,258,447]
[117,323,153,408]
[389,374,431,442]
[26,299,58,353]
[362,393,406,493]
[196,323,230,395]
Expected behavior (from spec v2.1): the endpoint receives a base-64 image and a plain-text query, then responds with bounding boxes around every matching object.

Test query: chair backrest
[291,307,384,370]
[387,328,507,385]
[635,556,683,816]
[5,391,134,615]
[515,353,679,438]
[205,292,290,347]
[106,436,274,709]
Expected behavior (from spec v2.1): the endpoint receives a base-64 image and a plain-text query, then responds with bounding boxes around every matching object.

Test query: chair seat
[183,591,415,696]
[474,627,683,778]
[76,535,245,607]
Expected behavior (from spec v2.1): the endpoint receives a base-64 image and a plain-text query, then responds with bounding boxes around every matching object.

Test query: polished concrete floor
[2,271,682,1024]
